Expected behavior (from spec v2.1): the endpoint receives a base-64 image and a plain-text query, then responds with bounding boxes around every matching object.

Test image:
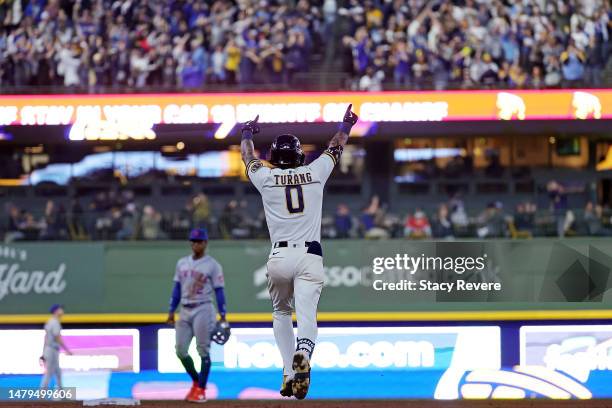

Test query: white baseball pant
[266,243,324,376]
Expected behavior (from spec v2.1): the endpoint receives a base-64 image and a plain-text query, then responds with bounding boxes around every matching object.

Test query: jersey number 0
[285,185,304,213]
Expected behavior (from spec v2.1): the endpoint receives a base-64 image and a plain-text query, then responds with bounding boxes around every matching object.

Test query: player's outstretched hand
[166,313,175,326]
[343,104,358,125]
[241,115,260,135]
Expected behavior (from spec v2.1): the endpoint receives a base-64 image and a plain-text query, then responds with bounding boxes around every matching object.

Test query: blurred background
[0,0,610,242]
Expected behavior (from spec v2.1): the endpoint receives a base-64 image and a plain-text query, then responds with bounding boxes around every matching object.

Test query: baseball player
[166,228,230,403]
[240,104,358,399]
[40,304,72,389]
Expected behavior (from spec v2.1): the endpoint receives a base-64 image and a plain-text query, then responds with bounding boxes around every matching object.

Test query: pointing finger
[346,104,352,114]
[254,114,259,123]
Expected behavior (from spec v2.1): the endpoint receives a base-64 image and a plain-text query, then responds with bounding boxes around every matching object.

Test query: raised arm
[240,115,260,166]
[329,104,359,149]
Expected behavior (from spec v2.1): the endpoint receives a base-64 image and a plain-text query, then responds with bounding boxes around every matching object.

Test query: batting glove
[339,104,358,133]
[241,115,260,139]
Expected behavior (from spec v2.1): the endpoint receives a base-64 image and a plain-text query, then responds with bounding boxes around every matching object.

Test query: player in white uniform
[240,104,358,399]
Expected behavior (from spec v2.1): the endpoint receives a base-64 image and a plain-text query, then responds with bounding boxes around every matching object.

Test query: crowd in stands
[1,0,610,91]
[0,0,324,89]
[3,187,611,242]
[327,192,612,240]
[341,0,611,90]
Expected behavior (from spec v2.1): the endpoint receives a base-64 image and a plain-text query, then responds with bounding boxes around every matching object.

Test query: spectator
[210,45,227,83]
[334,203,352,238]
[548,180,568,238]
[141,205,162,240]
[392,40,410,87]
[224,39,241,85]
[560,44,586,87]
[359,66,384,91]
[218,200,249,239]
[514,202,536,234]
[20,212,43,240]
[4,205,25,242]
[117,203,138,240]
[449,194,469,229]
[0,0,325,90]
[585,36,605,87]
[431,204,454,239]
[411,49,428,89]
[584,202,612,236]
[69,198,86,239]
[181,58,204,89]
[192,193,210,229]
[57,44,82,87]
[476,202,506,238]
[342,0,609,90]
[40,200,64,240]
[360,195,388,239]
[404,208,432,239]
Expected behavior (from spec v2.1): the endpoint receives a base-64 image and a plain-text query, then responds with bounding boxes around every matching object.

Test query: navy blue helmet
[269,134,305,169]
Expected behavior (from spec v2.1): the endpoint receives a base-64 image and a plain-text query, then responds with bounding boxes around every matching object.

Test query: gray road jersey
[173,254,224,305]
[44,317,62,350]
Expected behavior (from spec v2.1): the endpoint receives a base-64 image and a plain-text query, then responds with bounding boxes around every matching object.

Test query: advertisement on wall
[0,90,609,131]
[0,244,104,314]
[2,324,612,400]
[151,326,501,399]
[0,329,140,374]
[158,326,500,373]
[520,325,612,398]
[2,240,612,318]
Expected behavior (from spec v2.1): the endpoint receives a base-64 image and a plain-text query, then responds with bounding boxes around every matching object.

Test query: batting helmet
[211,320,231,345]
[269,134,305,169]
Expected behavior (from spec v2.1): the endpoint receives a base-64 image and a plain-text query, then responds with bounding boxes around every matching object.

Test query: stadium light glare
[214,121,235,140]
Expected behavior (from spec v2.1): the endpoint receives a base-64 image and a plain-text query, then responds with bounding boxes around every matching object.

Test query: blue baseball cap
[49,304,63,314]
[189,228,208,242]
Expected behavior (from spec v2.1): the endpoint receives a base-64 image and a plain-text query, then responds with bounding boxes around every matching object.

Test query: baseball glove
[211,320,231,345]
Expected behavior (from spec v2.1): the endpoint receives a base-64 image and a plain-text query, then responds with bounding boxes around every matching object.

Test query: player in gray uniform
[240,104,358,399]
[40,304,72,389]
[166,228,229,403]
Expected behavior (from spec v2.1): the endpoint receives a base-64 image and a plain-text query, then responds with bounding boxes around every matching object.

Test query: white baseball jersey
[246,148,340,243]
[173,255,224,305]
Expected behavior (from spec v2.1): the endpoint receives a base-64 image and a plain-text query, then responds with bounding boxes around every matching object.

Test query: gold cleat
[280,374,293,397]
[291,352,311,400]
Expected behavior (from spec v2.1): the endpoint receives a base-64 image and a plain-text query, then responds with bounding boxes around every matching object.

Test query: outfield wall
[1,323,612,400]
[0,239,611,322]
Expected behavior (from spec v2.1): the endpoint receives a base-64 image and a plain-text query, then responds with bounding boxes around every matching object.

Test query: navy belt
[182,302,206,309]
[273,241,322,256]
[273,241,314,248]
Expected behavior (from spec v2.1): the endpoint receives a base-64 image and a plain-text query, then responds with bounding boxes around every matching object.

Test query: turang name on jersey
[274,173,313,186]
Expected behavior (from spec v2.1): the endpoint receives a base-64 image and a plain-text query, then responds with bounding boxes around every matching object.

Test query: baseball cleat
[280,374,293,397]
[185,381,199,401]
[291,351,311,399]
[187,387,207,403]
